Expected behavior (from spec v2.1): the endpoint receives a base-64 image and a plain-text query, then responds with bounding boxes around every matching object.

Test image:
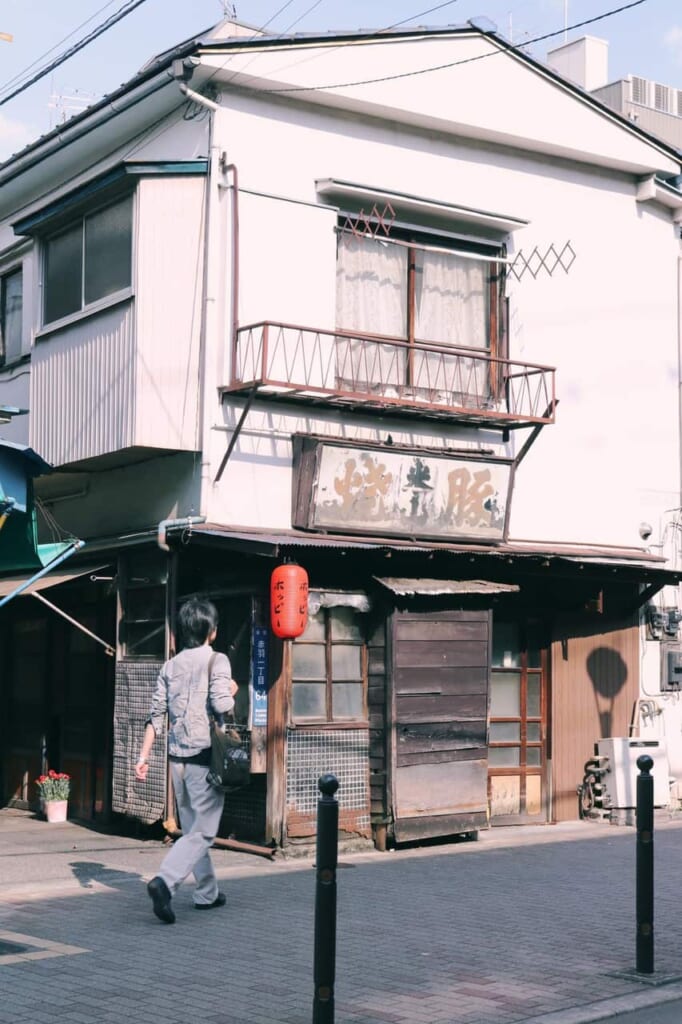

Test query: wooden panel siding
[367,614,389,835]
[390,608,491,842]
[551,610,639,822]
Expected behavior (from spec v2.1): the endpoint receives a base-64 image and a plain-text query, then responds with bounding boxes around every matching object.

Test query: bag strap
[207,651,236,724]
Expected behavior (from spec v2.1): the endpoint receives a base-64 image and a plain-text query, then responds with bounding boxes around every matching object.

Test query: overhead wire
[254,0,650,95]
[0,0,151,109]
[0,0,122,96]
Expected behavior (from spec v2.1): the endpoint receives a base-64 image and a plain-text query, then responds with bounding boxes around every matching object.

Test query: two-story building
[1,18,681,849]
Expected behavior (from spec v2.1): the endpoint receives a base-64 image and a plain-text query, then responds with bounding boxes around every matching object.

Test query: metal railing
[226,321,556,426]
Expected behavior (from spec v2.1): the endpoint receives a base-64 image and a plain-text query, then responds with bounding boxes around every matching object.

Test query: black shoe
[147,876,175,924]
[194,892,226,910]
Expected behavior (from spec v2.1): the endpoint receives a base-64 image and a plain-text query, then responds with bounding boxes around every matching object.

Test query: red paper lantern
[270,563,309,639]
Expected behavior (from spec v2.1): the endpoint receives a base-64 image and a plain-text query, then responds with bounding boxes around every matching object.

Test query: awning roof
[374,578,520,596]
[189,524,680,579]
[0,563,107,598]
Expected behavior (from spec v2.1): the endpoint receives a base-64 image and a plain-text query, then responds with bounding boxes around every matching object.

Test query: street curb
[520,982,682,1022]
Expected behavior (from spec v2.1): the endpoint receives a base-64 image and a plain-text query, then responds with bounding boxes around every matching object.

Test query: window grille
[631,76,648,105]
[654,82,671,113]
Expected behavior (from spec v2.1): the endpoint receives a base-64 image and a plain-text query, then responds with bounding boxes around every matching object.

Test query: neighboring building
[1,19,682,848]
[547,35,682,151]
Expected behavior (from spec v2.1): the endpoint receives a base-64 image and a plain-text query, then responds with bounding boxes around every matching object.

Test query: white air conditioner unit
[654,82,671,113]
[631,75,649,106]
[596,737,671,809]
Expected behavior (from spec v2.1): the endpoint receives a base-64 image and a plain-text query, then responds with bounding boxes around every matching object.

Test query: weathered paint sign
[251,626,268,727]
[310,445,512,541]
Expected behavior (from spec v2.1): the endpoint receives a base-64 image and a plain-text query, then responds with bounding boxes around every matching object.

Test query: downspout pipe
[157,516,206,553]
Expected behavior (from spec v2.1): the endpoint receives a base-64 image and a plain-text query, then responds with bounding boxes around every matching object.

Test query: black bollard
[313,773,339,1024]
[636,754,654,975]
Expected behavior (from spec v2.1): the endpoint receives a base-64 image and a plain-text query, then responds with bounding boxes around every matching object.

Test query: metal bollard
[636,754,654,975]
[313,773,339,1024]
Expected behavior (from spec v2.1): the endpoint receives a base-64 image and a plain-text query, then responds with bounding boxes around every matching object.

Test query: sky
[0,0,680,161]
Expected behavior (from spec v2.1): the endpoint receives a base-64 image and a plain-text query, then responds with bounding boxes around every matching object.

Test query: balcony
[222,322,556,429]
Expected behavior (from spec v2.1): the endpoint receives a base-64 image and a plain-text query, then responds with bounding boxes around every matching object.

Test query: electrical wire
[0,0,122,97]
[255,0,650,95]
[0,0,151,109]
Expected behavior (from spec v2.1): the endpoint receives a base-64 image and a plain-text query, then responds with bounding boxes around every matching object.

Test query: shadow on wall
[586,647,628,738]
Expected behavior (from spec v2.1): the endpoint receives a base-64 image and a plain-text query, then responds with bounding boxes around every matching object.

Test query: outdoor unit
[596,738,670,809]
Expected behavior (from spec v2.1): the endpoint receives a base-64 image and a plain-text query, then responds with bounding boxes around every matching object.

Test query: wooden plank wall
[367,612,389,839]
[390,608,491,841]
[551,613,639,821]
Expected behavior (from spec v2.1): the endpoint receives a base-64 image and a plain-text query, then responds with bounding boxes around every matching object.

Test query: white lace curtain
[335,233,491,399]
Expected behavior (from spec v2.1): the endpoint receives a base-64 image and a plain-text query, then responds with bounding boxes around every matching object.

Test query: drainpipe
[157,516,206,553]
[176,80,228,520]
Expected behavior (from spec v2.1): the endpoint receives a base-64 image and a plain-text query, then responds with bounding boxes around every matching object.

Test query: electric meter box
[596,738,670,809]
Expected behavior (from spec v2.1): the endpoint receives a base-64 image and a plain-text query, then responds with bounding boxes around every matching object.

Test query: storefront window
[292,607,367,723]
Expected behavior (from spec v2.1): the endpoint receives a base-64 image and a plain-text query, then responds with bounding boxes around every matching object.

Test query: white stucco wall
[201,91,681,553]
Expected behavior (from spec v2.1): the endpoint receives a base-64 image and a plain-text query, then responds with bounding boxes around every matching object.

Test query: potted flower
[35,770,71,823]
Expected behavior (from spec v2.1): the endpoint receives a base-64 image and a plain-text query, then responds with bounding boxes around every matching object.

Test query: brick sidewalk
[3,812,682,1023]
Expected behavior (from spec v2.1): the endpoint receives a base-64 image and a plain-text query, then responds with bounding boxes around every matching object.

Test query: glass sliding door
[488,621,548,823]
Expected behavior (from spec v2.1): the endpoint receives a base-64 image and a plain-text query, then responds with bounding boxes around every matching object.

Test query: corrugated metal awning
[374,577,520,596]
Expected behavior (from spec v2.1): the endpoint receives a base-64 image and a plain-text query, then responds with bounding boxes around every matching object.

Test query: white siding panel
[135,177,204,451]
[30,302,135,466]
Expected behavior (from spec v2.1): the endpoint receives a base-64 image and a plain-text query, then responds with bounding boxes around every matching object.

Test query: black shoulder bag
[206,652,250,792]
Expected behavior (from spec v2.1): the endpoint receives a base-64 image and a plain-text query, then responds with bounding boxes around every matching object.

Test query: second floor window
[44,195,133,325]
[0,267,22,366]
[335,230,503,401]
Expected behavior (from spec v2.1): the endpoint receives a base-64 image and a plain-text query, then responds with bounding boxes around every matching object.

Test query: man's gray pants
[159,761,224,905]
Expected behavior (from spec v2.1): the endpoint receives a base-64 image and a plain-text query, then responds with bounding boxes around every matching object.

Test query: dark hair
[178,598,218,648]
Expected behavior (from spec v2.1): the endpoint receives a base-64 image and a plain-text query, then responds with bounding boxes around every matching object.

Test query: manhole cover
[0,940,30,956]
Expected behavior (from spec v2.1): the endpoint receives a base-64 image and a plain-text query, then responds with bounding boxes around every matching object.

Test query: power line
[257,0,649,95]
[0,0,121,96]
[0,0,150,109]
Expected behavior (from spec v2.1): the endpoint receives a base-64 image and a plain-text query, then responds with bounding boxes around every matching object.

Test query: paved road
[3,809,682,1023]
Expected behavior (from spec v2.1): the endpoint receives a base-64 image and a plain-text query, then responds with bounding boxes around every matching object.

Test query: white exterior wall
[202,93,681,552]
[134,176,204,452]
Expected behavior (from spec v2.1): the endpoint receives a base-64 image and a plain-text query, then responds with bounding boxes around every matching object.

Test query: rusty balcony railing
[223,321,556,428]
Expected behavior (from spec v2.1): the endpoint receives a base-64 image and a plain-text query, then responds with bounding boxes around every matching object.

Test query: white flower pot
[45,800,68,823]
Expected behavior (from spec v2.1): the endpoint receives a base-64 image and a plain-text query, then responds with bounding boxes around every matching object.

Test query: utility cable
[0,0,121,96]
[256,0,649,95]
[0,0,150,109]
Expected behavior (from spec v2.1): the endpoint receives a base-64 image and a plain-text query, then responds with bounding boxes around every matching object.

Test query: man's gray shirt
[149,645,235,758]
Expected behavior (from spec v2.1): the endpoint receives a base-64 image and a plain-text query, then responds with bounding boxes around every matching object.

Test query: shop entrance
[488,621,549,824]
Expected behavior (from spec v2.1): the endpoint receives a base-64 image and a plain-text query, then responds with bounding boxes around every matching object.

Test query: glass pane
[331,645,362,680]
[490,672,520,717]
[1,268,22,363]
[414,250,489,350]
[526,747,541,767]
[125,622,165,658]
[332,682,364,719]
[292,644,326,680]
[45,224,82,322]
[300,610,326,642]
[330,607,363,641]
[527,722,541,742]
[527,676,541,717]
[292,682,326,720]
[336,233,407,337]
[492,623,520,668]
[126,587,166,620]
[488,747,520,767]
[489,722,520,742]
[84,196,133,305]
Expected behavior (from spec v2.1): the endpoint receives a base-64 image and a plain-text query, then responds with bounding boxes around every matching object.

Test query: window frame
[291,606,368,726]
[41,192,134,330]
[335,221,507,373]
[0,264,23,368]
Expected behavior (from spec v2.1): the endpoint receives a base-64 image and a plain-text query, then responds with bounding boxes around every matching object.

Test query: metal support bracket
[31,591,115,656]
[214,385,259,483]
[514,400,558,468]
